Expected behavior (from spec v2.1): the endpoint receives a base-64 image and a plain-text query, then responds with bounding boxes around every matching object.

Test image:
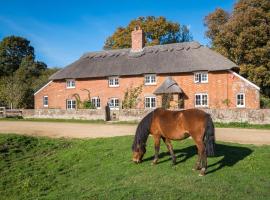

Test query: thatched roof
[50,42,238,80]
[154,77,182,94]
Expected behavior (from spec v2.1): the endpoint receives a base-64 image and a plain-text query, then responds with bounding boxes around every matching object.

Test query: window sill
[145,83,157,86]
[66,87,75,89]
[109,85,119,88]
[236,105,245,108]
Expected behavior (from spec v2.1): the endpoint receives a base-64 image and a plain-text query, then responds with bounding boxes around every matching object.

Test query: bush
[260,95,270,109]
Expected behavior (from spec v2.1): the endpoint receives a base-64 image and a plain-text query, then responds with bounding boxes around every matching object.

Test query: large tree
[0,36,34,76]
[0,36,58,108]
[204,0,270,96]
[104,16,193,50]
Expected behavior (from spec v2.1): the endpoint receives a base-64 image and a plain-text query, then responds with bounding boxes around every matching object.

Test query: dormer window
[108,76,119,87]
[194,72,208,83]
[66,79,75,88]
[145,74,156,85]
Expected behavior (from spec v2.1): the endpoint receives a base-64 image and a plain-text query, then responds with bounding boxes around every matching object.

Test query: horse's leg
[162,138,176,165]
[195,141,207,176]
[152,135,161,165]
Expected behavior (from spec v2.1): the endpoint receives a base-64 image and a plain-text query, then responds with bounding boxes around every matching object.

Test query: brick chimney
[131,26,145,52]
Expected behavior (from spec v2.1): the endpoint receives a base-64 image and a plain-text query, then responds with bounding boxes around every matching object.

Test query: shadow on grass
[143,144,253,174]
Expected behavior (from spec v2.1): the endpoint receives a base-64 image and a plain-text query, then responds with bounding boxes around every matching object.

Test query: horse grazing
[132,108,215,176]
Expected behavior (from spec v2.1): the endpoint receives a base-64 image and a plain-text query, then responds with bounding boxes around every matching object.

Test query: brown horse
[132,108,215,176]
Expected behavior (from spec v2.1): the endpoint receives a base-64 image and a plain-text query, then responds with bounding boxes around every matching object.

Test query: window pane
[195,95,201,105]
[202,95,208,105]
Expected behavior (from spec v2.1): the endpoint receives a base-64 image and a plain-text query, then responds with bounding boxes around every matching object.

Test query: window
[145,97,156,109]
[66,100,76,110]
[109,98,119,109]
[144,74,156,85]
[43,96,48,107]
[66,79,75,88]
[195,93,208,107]
[108,76,119,87]
[236,93,245,108]
[194,72,208,83]
[91,97,101,109]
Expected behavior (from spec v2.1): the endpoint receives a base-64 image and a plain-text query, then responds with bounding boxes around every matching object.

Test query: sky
[0,0,236,68]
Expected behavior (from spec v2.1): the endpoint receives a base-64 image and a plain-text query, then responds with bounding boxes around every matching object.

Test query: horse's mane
[132,110,155,152]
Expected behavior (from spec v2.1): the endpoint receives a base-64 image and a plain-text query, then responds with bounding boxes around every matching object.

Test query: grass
[0,134,269,200]
[1,117,270,129]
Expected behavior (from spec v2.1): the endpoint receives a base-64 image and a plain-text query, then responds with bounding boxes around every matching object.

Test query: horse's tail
[204,114,216,157]
[132,109,155,152]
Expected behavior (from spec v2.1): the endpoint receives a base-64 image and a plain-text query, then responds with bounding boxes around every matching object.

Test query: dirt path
[0,121,269,145]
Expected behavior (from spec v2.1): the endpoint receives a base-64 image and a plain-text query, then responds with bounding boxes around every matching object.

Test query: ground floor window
[66,99,76,110]
[91,97,101,109]
[195,93,208,107]
[145,97,156,109]
[43,96,48,107]
[109,98,119,109]
[236,93,245,108]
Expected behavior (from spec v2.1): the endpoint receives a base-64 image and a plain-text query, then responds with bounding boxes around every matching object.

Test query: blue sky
[0,0,236,68]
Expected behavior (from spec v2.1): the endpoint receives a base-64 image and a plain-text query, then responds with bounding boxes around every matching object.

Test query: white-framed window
[236,93,245,108]
[66,99,76,110]
[66,79,75,88]
[144,74,156,85]
[108,76,119,87]
[194,72,208,83]
[109,98,119,109]
[43,96,48,107]
[145,97,156,109]
[91,97,101,109]
[195,93,208,107]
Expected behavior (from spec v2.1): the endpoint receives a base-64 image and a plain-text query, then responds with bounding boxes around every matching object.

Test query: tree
[104,16,193,50]
[0,36,34,76]
[204,0,270,96]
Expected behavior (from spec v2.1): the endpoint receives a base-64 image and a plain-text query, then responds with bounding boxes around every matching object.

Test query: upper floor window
[108,76,119,87]
[66,79,75,88]
[194,72,208,83]
[145,96,156,109]
[236,93,245,108]
[43,96,48,107]
[195,93,208,107]
[109,98,119,109]
[91,97,101,109]
[145,74,156,85]
[66,99,76,110]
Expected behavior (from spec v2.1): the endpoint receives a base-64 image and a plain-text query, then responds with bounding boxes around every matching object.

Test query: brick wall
[34,70,260,110]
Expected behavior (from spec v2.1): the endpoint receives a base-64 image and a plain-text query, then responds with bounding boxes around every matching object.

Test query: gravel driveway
[0,121,269,145]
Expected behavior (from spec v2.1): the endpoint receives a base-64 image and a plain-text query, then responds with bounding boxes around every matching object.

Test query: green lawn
[0,134,269,200]
[1,117,270,129]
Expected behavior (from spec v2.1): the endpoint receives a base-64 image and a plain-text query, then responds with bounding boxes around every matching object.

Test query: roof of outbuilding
[50,41,238,80]
[154,77,183,94]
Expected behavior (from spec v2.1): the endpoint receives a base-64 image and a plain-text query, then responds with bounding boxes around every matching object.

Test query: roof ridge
[81,41,202,59]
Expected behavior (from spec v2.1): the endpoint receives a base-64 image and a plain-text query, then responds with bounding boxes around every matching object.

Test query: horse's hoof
[198,173,205,177]
[152,160,158,165]
[199,168,206,176]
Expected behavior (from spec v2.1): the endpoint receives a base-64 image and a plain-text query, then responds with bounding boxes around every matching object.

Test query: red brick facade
[34,70,260,110]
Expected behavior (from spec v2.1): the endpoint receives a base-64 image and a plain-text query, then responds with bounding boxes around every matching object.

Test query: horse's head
[132,144,146,163]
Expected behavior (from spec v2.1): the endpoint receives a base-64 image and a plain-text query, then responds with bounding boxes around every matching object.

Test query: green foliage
[0,134,270,199]
[204,0,270,96]
[72,89,96,109]
[0,36,34,76]
[260,95,270,108]
[222,98,231,106]
[0,36,59,108]
[104,16,193,49]
[122,84,143,109]
[161,93,172,109]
